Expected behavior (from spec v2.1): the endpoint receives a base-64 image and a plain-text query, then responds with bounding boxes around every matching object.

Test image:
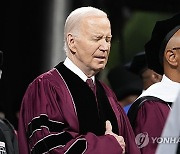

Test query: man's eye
[96,37,102,40]
[106,37,111,42]
[93,36,111,42]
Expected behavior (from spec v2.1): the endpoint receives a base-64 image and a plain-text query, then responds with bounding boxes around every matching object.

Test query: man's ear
[67,33,76,54]
[165,49,178,67]
[152,71,162,83]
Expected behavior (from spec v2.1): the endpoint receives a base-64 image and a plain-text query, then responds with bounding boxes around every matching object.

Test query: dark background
[0,0,179,129]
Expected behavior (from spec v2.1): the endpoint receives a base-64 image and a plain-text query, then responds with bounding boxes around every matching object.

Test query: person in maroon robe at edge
[18,6,140,154]
[127,13,180,154]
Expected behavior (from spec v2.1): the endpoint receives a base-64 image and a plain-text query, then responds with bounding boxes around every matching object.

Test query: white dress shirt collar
[63,57,95,83]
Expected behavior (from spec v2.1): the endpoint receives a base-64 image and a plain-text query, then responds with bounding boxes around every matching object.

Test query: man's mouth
[95,56,106,59]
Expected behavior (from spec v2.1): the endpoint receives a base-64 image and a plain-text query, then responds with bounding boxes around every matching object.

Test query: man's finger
[105,120,112,133]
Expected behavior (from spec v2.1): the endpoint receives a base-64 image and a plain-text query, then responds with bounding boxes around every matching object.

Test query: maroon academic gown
[130,98,170,154]
[18,62,140,154]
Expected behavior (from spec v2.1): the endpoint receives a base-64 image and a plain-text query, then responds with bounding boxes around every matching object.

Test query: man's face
[68,15,112,76]
[142,69,162,90]
[166,29,180,80]
[172,30,180,74]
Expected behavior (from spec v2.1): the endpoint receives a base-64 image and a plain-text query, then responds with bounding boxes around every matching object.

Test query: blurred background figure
[0,51,5,119]
[128,51,162,90]
[0,105,5,119]
[0,51,2,79]
[0,51,19,154]
[107,65,143,114]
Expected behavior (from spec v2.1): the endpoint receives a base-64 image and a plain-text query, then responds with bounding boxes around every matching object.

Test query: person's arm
[18,78,124,154]
[134,101,170,154]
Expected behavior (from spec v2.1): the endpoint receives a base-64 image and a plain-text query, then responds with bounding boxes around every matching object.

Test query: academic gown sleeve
[18,71,125,154]
[134,100,170,154]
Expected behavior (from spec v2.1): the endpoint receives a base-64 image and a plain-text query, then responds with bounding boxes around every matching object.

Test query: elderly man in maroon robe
[128,13,180,154]
[18,6,140,154]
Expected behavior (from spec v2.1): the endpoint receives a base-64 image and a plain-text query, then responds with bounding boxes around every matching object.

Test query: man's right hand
[105,120,125,154]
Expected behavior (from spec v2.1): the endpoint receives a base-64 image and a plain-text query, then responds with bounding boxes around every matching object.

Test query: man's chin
[95,66,105,72]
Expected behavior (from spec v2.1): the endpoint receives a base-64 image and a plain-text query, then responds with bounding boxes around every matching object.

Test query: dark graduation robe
[128,75,180,154]
[18,62,140,154]
[129,98,170,154]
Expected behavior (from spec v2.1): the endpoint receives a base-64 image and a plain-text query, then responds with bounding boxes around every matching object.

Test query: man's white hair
[63,6,108,54]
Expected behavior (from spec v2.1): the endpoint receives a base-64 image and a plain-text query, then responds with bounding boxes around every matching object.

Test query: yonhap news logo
[135,132,180,148]
[135,132,149,148]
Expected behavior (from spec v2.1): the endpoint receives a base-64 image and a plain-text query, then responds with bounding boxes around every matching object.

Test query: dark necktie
[86,78,96,94]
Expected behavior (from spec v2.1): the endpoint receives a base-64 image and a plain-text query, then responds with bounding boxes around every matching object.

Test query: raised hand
[105,120,125,154]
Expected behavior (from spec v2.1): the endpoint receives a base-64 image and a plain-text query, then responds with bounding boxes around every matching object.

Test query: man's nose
[99,40,110,51]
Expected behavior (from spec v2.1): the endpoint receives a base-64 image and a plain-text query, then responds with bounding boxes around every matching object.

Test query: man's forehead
[167,29,180,48]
